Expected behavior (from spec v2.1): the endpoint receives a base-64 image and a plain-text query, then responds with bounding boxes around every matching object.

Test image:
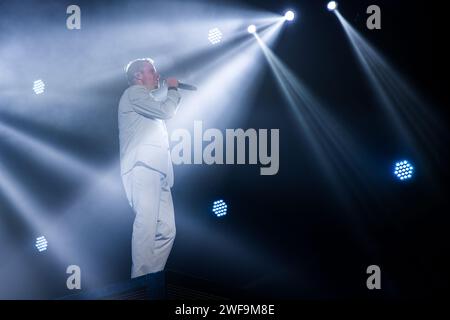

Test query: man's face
[137,62,160,90]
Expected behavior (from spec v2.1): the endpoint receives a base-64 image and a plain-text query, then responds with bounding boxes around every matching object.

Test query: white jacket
[118,84,181,187]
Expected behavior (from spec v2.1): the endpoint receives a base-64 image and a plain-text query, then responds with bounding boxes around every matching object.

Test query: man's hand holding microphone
[166,77,179,90]
[164,77,197,91]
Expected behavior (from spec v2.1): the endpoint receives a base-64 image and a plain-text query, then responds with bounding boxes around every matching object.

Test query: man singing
[118,58,181,278]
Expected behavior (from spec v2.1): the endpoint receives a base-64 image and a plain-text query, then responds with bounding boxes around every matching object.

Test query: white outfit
[118,84,181,278]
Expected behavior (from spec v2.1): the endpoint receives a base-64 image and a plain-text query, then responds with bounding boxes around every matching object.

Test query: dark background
[0,0,448,299]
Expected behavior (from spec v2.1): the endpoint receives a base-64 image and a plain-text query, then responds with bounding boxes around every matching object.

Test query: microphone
[178,82,197,91]
[162,79,197,91]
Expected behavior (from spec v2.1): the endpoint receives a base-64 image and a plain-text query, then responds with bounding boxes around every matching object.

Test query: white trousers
[121,164,176,278]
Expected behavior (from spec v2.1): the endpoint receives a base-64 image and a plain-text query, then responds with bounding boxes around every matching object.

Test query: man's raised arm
[128,85,181,120]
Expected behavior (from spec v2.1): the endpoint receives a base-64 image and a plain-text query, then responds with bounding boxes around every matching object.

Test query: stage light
[284,10,295,21]
[212,200,227,217]
[33,79,45,95]
[208,27,222,45]
[247,24,256,34]
[394,160,414,181]
[35,236,48,252]
[327,1,338,11]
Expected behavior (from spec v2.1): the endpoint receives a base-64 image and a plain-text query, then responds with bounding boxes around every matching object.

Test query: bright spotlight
[208,27,223,45]
[33,79,45,95]
[212,200,227,217]
[394,160,414,181]
[284,10,295,21]
[35,236,48,252]
[247,24,256,34]
[327,1,338,11]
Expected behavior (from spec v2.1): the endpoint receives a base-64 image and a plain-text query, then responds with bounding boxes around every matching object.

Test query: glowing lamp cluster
[284,10,295,21]
[394,160,414,181]
[208,28,222,45]
[212,200,227,217]
[35,236,48,252]
[33,79,45,95]
[327,1,338,11]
